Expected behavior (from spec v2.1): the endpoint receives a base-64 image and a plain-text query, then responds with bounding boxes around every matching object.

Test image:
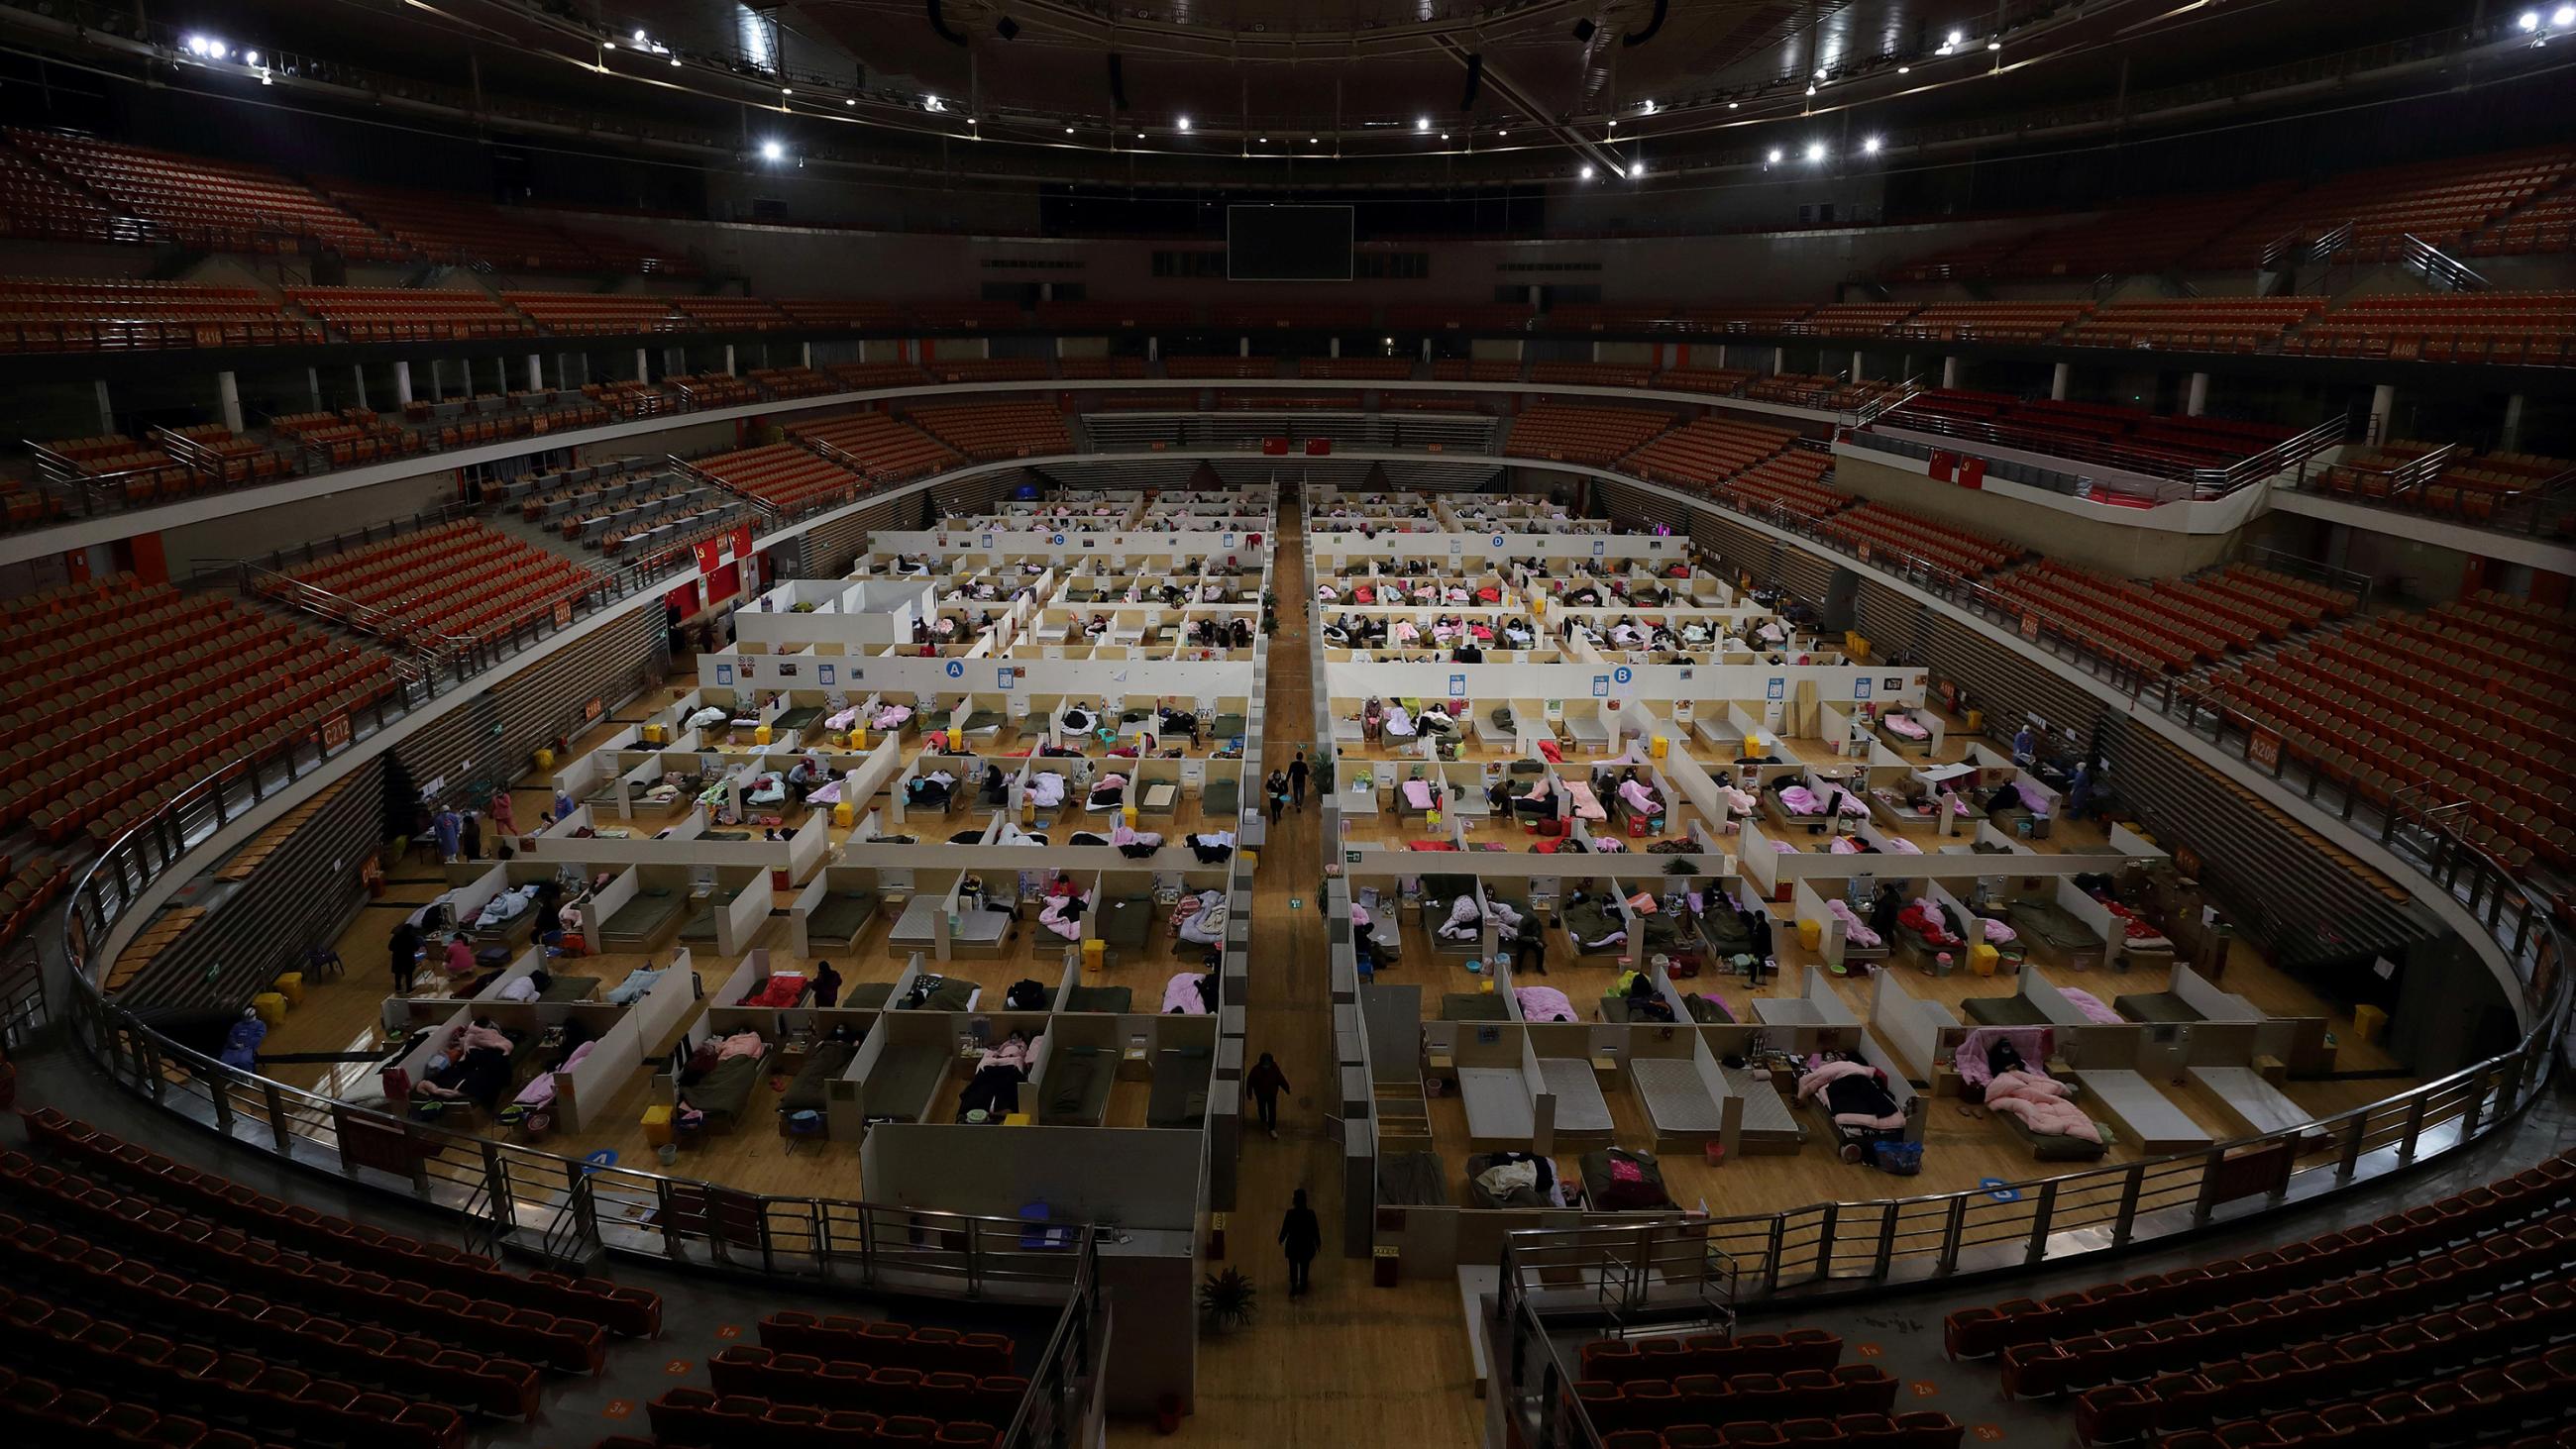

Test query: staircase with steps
[1373,1073,1434,1151]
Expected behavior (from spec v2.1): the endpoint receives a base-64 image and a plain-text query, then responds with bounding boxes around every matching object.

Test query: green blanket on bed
[1060,984,1132,1013]
[1442,992,1510,1021]
[1098,896,1155,949]
[902,976,980,1011]
[806,890,880,944]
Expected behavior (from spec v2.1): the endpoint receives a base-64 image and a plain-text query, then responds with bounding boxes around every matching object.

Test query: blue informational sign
[1449,673,1467,698]
[1766,677,1785,701]
[715,664,734,686]
[1491,534,1506,549]
[1591,675,1611,698]
[1050,533,1066,546]
[945,660,965,678]
[1613,667,1634,685]
[1854,678,1873,699]
[997,668,1017,690]
[818,664,836,687]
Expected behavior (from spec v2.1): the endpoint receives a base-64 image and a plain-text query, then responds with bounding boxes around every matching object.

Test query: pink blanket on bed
[1161,973,1211,1014]
[2063,987,2120,1024]
[1402,778,1437,810]
[1561,780,1607,820]
[1794,1059,1906,1131]
[1954,1027,2055,1088]
[1825,898,1882,949]
[1514,985,1576,1022]
[1883,714,1930,740]
[1777,784,1826,815]
[1986,1071,2099,1143]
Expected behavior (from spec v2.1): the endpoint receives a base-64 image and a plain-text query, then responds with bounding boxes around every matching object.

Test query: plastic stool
[784,1110,822,1155]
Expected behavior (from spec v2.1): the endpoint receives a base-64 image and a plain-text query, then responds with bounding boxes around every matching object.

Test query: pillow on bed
[1626,892,1659,914]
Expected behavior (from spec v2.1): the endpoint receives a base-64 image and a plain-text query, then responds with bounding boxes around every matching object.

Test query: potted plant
[1197,1267,1258,1332]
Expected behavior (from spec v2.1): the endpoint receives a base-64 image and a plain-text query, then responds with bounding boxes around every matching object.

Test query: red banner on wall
[1927,451,1956,482]
[1958,458,1987,489]
[693,524,754,579]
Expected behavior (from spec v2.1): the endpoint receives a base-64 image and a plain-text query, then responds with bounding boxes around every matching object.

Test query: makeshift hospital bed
[2073,1068,2211,1155]
[898,976,982,1012]
[1201,776,1239,820]
[1145,1049,1211,1127]
[1631,1057,1728,1150]
[1463,1152,1563,1208]
[1560,897,1630,956]
[1795,1058,1913,1164]
[1057,984,1132,1013]
[679,888,751,946]
[770,705,824,734]
[1096,895,1157,954]
[1160,973,1216,1014]
[1420,874,1483,957]
[804,890,882,950]
[1457,1067,1534,1145]
[1442,992,1512,1022]
[679,1039,772,1133]
[778,1039,859,1118]
[597,889,685,952]
[2190,1066,2318,1140]
[2009,898,2105,971]
[1539,1057,1614,1142]
[1378,1152,1452,1206]
[1041,1047,1117,1126]
[1578,1148,1673,1211]
[1722,1066,1809,1153]
[865,1043,949,1123]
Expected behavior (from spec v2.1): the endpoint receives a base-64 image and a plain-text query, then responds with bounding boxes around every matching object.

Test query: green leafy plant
[1197,1267,1258,1331]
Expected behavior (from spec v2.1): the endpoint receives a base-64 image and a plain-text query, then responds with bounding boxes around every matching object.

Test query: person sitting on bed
[1625,972,1676,1022]
[1112,821,1164,859]
[958,1030,1035,1120]
[1416,703,1456,735]
[787,756,823,803]
[980,764,1010,808]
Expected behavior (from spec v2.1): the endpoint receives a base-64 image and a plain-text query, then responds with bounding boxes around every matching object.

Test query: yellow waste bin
[642,724,668,745]
[946,726,963,752]
[1082,938,1106,974]
[1797,918,1824,953]
[2353,1004,2389,1044]
[271,972,303,1007]
[1965,709,1985,733]
[1123,804,1138,829]
[753,724,773,746]
[1743,734,1762,757]
[1650,734,1669,760]
[641,1105,674,1147]
[251,992,287,1028]
[1969,943,1999,978]
[532,747,555,770]
[832,801,855,829]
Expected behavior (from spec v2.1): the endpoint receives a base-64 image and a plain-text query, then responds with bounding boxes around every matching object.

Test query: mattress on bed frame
[1538,1057,1613,1136]
[1721,1066,1807,1149]
[2113,990,2201,1025]
[1998,1100,2112,1161]
[1146,1050,1211,1127]
[1631,1057,1727,1136]
[1963,993,2049,1027]
[866,1046,948,1123]
[805,890,881,944]
[598,891,684,947]
[1458,1067,1535,1143]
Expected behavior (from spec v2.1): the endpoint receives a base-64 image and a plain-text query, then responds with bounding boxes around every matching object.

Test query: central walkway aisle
[1124,487,1485,1447]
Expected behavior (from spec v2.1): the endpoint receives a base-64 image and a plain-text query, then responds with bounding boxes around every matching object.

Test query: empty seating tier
[316,180,604,272]
[1745,373,1888,409]
[775,298,906,329]
[1892,302,2092,344]
[0,278,317,352]
[1164,356,1278,379]
[0,575,394,846]
[1385,302,1537,330]
[1791,302,1924,337]
[662,372,760,408]
[10,130,399,259]
[1504,404,1674,466]
[2064,298,2323,353]
[500,292,682,335]
[1878,391,2301,483]
[1530,360,1658,388]
[787,413,961,483]
[694,443,868,517]
[672,296,791,331]
[0,144,130,243]
[1569,1328,1967,1448]
[1892,186,2297,282]
[1035,299,1192,328]
[908,301,1021,330]
[1209,301,1373,330]
[908,402,1073,461]
[2288,291,2576,366]
[1653,368,1757,396]
[747,366,840,400]
[1821,502,2023,580]
[1722,452,1847,521]
[924,358,1051,384]
[1055,356,1148,379]
[2193,148,2571,269]
[1430,359,1524,381]
[1299,357,1414,379]
[285,286,534,342]
[823,361,931,390]
[2312,441,2575,526]
[1624,416,1800,489]
[271,519,605,647]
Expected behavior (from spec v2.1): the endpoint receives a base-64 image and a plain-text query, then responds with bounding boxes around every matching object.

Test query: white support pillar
[722,344,736,377]
[1715,344,1730,370]
[2185,371,2209,417]
[351,364,368,411]
[216,369,244,434]
[429,359,448,399]
[306,365,323,411]
[1941,356,1961,388]
[1329,337,1341,359]
[634,348,649,382]
[1771,347,1786,374]
[2367,384,2396,444]
[2050,362,2071,401]
[801,342,814,368]
[1237,336,1250,358]
[526,354,542,391]
[2501,393,2525,452]
[393,361,413,406]
[1850,350,1866,382]
[94,379,114,434]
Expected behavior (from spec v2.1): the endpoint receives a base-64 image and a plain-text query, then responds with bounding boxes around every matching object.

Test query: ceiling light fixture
[1416,116,1431,131]
[2557,5,2575,24]
[1805,141,1826,161]
[1767,148,1782,162]
[632,29,646,42]
[781,87,793,95]
[1987,39,2001,50]
[1897,65,1910,74]
[2520,8,2541,26]
[1579,163,1594,178]
[760,140,785,161]
[1862,135,1881,154]
[1629,162,1644,177]
[1177,116,1191,130]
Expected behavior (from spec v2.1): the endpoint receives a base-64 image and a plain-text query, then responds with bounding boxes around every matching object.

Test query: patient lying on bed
[1038,891,1090,941]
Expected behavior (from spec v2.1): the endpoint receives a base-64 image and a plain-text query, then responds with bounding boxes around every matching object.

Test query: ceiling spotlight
[1641,99,1656,114]
[1862,136,1881,154]
[923,94,944,111]
[1136,131,1145,138]
[1897,64,1910,74]
[1441,132,1449,140]
[1986,38,2001,50]
[1176,116,1191,130]
[967,117,977,125]
[2557,5,2575,23]
[1948,30,1964,45]
[632,29,646,42]
[1805,84,1816,95]
[2520,8,2541,26]
[672,54,682,66]
[1579,163,1595,179]
[760,140,785,161]
[1309,137,1320,144]
[1416,117,1431,131]
[243,50,260,64]
[1629,162,1644,178]
[602,40,616,50]
[1258,137,1267,142]
[1065,126,1074,133]
[1767,148,1782,162]
[1608,118,1618,128]
[843,96,853,105]
[1805,141,1827,161]
[1728,101,1739,109]
[1813,67,1826,78]
[1498,128,1509,135]
[780,86,793,95]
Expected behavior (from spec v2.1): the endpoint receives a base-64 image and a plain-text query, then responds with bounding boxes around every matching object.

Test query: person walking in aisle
[387,919,422,995]
[1266,771,1289,827]
[1288,750,1310,809]
[1279,1188,1322,1296]
[432,805,464,864]
[1245,1052,1291,1138]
